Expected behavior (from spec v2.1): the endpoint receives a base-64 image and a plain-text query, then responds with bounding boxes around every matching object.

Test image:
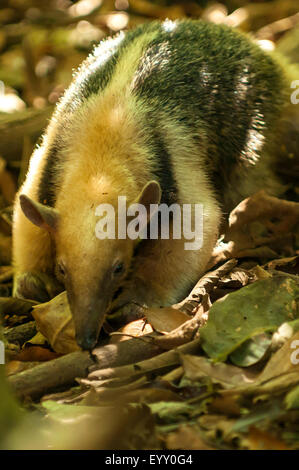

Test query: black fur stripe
[145,117,178,206]
[38,140,59,206]
[37,26,152,207]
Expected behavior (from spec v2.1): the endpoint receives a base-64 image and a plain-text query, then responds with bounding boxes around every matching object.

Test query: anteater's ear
[137,180,161,209]
[136,180,161,225]
[19,194,59,232]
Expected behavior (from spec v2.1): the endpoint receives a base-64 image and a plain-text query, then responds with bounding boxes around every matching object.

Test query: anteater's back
[37,19,287,210]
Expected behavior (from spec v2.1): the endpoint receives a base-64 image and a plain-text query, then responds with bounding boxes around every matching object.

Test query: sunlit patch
[80,32,125,78]
[71,20,104,48]
[273,322,294,345]
[256,40,275,52]
[241,110,266,165]
[131,41,171,90]
[232,63,266,166]
[68,0,102,17]
[88,174,112,196]
[108,104,126,127]
[162,19,177,33]
[25,144,46,181]
[106,12,129,31]
[203,4,227,24]
[0,81,26,113]
[234,66,250,102]
[225,7,248,28]
[200,64,212,87]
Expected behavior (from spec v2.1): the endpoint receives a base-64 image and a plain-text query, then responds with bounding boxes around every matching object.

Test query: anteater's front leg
[12,197,62,301]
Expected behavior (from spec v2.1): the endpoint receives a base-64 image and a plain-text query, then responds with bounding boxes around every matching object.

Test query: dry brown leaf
[12,346,60,362]
[264,255,299,275]
[32,291,79,354]
[109,387,183,405]
[258,330,299,383]
[144,306,191,333]
[166,424,216,450]
[210,191,299,267]
[181,354,258,389]
[247,426,289,450]
[25,331,48,347]
[209,395,241,416]
[109,318,153,344]
[198,414,238,445]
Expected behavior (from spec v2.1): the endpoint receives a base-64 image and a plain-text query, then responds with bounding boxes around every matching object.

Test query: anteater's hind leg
[12,195,63,301]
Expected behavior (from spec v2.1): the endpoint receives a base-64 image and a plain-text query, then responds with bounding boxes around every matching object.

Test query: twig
[8,332,163,400]
[8,350,94,400]
[4,320,36,346]
[87,338,200,382]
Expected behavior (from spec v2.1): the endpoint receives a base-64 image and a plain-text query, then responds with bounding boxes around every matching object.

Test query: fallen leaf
[144,306,191,333]
[181,354,257,389]
[166,424,215,450]
[32,291,79,354]
[247,426,288,450]
[285,385,299,410]
[229,333,272,367]
[149,401,194,423]
[264,256,299,276]
[258,330,299,382]
[209,395,241,416]
[109,319,153,343]
[12,346,60,362]
[210,192,299,266]
[201,276,299,361]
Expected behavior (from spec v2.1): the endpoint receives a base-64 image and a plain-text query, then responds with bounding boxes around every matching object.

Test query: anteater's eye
[112,262,125,276]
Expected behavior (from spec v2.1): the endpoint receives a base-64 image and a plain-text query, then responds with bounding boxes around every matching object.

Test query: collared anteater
[12,19,293,349]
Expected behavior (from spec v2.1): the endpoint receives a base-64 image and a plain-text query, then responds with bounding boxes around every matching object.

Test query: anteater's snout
[76,331,98,351]
[73,301,107,351]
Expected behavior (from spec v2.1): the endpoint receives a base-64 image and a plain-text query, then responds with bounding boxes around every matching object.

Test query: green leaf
[201,276,299,362]
[285,385,299,410]
[149,401,194,423]
[229,333,272,367]
[231,402,283,433]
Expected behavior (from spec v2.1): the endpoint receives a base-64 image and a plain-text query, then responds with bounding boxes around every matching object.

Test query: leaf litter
[1,189,299,449]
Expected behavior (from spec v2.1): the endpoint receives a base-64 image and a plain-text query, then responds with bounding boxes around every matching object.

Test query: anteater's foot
[13,271,64,302]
